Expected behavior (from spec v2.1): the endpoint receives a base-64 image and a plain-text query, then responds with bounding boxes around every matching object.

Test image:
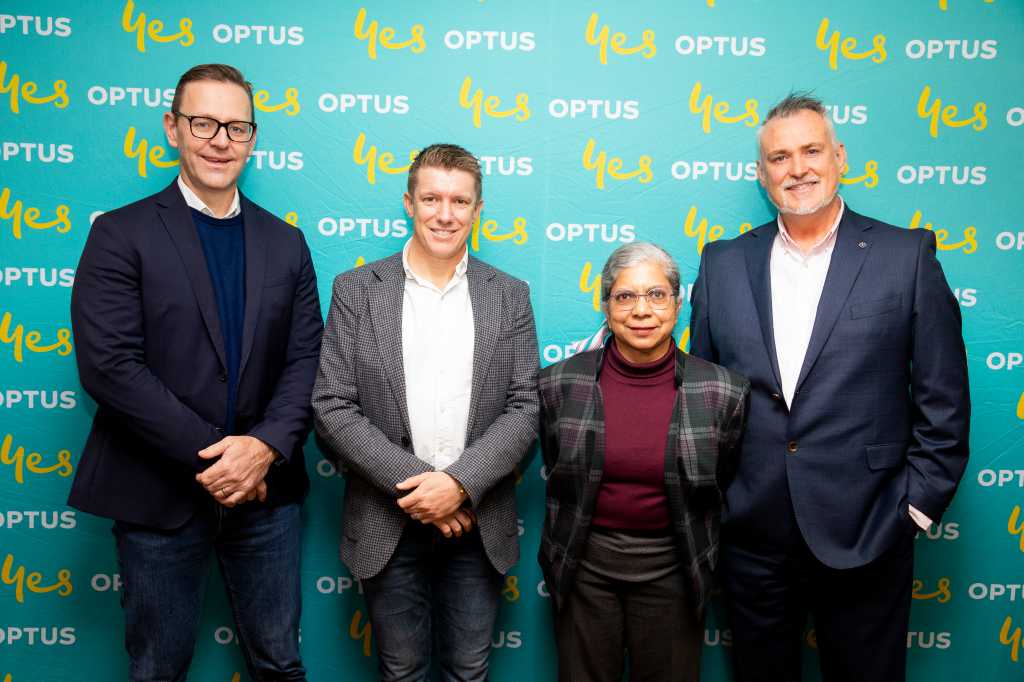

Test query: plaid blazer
[312,252,539,578]
[538,343,749,614]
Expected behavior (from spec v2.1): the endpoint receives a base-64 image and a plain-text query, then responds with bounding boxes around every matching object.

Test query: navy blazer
[689,206,970,569]
[69,181,323,529]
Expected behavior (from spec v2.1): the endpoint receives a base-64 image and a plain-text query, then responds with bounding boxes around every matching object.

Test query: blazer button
[771,393,781,401]
[787,441,798,454]
[401,436,411,447]
[217,372,227,383]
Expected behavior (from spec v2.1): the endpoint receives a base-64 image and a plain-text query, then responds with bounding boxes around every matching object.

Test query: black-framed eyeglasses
[608,288,675,312]
[173,111,256,142]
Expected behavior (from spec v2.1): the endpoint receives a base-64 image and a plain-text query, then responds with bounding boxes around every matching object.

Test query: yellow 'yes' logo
[1008,506,1024,552]
[0,312,73,363]
[503,575,520,602]
[1,553,72,604]
[939,0,995,9]
[0,187,71,240]
[840,160,879,188]
[917,85,987,139]
[353,7,425,60]
[682,205,753,255]
[1000,616,1023,663]
[471,215,528,252]
[0,60,69,115]
[121,0,193,54]
[689,82,758,134]
[349,609,373,657]
[582,139,653,190]
[283,212,299,228]
[815,17,887,71]
[907,210,977,254]
[458,76,530,129]
[912,577,952,602]
[1016,392,1023,420]
[584,13,656,65]
[1,433,74,485]
[352,132,416,185]
[124,127,179,178]
[254,87,300,116]
[579,261,602,312]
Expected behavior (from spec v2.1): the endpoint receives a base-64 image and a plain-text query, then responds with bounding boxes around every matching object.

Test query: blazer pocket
[866,443,906,471]
[850,295,901,320]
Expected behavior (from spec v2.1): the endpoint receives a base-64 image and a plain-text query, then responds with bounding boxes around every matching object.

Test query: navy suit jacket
[689,206,970,569]
[69,181,323,529]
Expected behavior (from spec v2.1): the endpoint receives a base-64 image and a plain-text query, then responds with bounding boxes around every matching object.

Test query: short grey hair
[600,242,681,312]
[756,91,838,157]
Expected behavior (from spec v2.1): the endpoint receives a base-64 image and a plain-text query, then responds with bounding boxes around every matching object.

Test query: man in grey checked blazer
[313,143,539,681]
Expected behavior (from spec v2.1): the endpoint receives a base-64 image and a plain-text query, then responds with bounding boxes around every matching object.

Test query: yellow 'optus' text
[471,215,528,252]
[840,160,879,188]
[1,433,74,485]
[458,76,530,129]
[917,85,987,139]
[354,7,425,60]
[907,210,977,254]
[585,13,656,66]
[1,553,72,604]
[815,17,887,71]
[0,187,71,240]
[0,312,73,363]
[254,87,300,116]
[688,82,758,134]
[350,609,373,657]
[0,61,69,115]
[912,577,952,602]
[121,0,193,54]
[582,139,653,190]
[352,133,416,185]
[124,127,178,178]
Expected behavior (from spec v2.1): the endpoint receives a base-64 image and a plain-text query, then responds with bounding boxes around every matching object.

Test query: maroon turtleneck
[592,340,677,531]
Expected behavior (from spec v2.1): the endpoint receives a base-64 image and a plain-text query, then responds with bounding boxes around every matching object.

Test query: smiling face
[163,79,255,208]
[757,108,846,219]
[403,165,482,271]
[605,261,681,364]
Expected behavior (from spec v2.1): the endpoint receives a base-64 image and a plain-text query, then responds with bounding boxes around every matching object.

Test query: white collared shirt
[770,197,844,408]
[401,240,475,470]
[177,176,241,219]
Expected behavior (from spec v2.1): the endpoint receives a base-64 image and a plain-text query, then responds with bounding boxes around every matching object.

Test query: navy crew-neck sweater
[191,208,245,434]
[592,340,676,531]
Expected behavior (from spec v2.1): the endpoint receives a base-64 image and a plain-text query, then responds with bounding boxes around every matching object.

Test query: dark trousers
[721,527,915,682]
[361,522,503,682]
[114,500,306,682]
[554,558,702,682]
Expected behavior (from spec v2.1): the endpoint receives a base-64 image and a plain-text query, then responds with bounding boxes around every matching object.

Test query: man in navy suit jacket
[689,93,969,682]
[69,64,322,681]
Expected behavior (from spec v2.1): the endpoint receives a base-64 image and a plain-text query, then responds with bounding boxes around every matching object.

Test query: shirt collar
[776,195,844,256]
[401,239,469,292]
[177,176,241,219]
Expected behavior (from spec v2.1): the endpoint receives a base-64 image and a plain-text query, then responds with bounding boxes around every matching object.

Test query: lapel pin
[858,241,867,249]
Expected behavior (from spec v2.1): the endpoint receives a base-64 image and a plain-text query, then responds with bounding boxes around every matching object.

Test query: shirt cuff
[908,504,933,531]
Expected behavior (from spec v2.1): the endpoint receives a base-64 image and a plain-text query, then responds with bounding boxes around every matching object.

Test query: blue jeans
[362,523,503,682]
[113,500,306,681]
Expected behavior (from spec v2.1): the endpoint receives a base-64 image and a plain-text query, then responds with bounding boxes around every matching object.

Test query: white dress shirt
[769,198,931,531]
[177,176,241,219]
[401,241,475,470]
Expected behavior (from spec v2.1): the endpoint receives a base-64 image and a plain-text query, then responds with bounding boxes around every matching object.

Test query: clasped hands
[397,471,473,539]
[196,435,275,508]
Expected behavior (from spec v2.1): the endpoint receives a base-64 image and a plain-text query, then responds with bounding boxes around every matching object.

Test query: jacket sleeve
[444,281,540,506]
[689,246,717,363]
[71,214,221,470]
[246,230,324,461]
[312,273,433,496]
[905,230,971,522]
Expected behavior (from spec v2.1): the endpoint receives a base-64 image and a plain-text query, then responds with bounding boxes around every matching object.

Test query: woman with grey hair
[538,242,750,681]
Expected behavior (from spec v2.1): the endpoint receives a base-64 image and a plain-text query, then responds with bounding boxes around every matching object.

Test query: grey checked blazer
[312,252,539,578]
[538,343,749,614]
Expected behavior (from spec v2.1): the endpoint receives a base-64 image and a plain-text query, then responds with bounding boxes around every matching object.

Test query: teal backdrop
[2,1,1023,680]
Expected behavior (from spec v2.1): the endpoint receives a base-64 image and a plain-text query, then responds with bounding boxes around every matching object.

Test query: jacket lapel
[155,181,226,368]
[238,194,266,378]
[794,209,872,394]
[465,256,500,438]
[743,224,783,392]
[369,254,412,437]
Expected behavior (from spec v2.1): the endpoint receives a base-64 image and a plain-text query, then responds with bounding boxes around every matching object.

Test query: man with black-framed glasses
[69,63,321,681]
